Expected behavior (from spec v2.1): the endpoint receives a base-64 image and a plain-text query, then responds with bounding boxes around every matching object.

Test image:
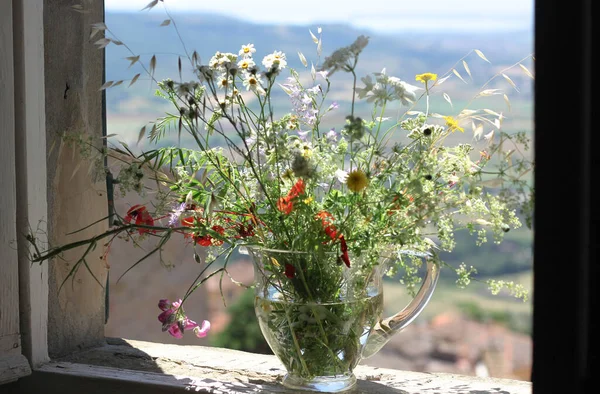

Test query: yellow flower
[346,170,368,193]
[303,196,314,205]
[415,73,438,84]
[444,116,464,133]
[301,146,313,158]
[282,168,295,180]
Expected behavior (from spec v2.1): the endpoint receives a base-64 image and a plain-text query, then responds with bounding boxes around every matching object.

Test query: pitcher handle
[362,259,440,359]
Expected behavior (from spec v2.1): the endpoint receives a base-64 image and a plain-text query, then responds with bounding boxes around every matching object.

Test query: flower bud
[158,299,170,311]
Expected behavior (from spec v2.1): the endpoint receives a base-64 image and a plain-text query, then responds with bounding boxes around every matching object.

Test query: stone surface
[30,338,532,394]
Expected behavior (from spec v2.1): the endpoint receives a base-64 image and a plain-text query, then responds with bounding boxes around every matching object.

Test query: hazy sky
[104,0,534,32]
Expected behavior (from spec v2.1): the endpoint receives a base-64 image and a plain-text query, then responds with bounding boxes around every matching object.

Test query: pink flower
[167,316,200,339]
[193,320,211,338]
[157,298,210,339]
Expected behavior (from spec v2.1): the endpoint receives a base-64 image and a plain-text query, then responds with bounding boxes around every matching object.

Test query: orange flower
[277,197,294,214]
[288,179,305,198]
[277,179,306,215]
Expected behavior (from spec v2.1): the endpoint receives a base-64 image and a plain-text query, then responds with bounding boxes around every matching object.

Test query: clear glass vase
[247,247,439,393]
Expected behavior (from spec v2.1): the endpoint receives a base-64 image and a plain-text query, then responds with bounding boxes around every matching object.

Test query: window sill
[14,338,531,393]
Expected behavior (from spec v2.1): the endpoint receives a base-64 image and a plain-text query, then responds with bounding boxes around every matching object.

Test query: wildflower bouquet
[30,2,533,390]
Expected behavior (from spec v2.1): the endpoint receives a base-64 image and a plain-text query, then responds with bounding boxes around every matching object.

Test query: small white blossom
[239,43,256,57]
[217,74,232,90]
[243,74,265,94]
[325,128,338,142]
[237,58,256,71]
[355,75,374,99]
[394,80,421,106]
[209,52,238,71]
[262,51,287,72]
[360,69,421,106]
[334,169,348,183]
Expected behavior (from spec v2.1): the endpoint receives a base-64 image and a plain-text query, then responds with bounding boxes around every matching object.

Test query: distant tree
[210,288,272,354]
[457,301,531,335]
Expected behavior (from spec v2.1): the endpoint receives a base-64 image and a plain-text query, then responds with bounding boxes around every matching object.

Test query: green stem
[283,307,311,376]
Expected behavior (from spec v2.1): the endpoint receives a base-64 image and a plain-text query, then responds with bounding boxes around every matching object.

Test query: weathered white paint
[43,0,108,358]
[13,0,50,368]
[0,0,33,384]
[0,0,19,343]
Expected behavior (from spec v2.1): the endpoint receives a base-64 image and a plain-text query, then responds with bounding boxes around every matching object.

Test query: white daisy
[237,58,256,71]
[262,51,287,71]
[239,44,256,57]
[243,74,265,94]
[217,74,232,90]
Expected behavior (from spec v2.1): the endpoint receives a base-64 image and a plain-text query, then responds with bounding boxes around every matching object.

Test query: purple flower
[297,129,311,140]
[168,203,187,227]
[326,128,338,142]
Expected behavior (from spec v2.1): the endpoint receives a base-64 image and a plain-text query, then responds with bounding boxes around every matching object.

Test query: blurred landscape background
[101,3,534,382]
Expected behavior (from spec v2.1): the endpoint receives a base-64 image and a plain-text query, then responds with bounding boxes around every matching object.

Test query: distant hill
[104,12,533,81]
[104,11,534,147]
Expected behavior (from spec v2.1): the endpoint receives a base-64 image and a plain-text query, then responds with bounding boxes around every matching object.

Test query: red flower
[315,211,350,267]
[236,223,255,238]
[315,211,339,241]
[180,211,206,228]
[180,215,201,241]
[284,263,296,279]
[180,216,225,247]
[339,236,351,268]
[195,225,225,247]
[124,205,155,234]
[180,216,194,227]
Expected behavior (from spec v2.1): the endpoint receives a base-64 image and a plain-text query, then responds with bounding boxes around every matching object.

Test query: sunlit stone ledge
[16,338,532,394]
